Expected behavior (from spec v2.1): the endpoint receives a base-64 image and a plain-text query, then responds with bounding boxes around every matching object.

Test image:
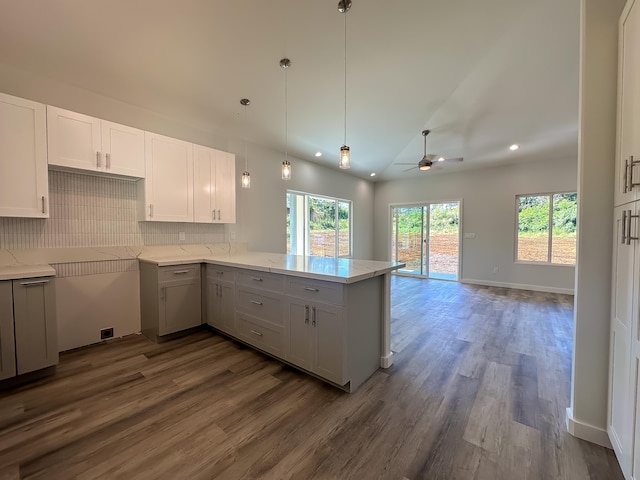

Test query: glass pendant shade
[282,160,291,180]
[339,145,350,169]
[241,171,251,188]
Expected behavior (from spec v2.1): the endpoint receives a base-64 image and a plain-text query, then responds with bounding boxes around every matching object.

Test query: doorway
[390,201,461,280]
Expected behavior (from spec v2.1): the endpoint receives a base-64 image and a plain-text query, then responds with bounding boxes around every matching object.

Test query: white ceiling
[0,0,580,181]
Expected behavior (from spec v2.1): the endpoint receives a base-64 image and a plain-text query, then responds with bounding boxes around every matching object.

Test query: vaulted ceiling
[0,0,580,180]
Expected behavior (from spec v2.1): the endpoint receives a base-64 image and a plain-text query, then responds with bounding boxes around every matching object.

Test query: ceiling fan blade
[394,162,417,166]
[443,157,463,163]
[402,166,417,172]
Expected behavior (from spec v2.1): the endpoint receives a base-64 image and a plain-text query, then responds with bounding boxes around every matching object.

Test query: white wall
[228,141,375,259]
[567,0,624,447]
[374,157,578,293]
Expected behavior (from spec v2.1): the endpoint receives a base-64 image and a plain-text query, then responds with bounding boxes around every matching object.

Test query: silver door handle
[305,305,309,325]
[312,306,316,327]
[250,300,263,306]
[96,151,102,168]
[249,330,263,337]
[41,196,46,214]
[149,204,153,218]
[627,210,639,245]
[106,152,111,169]
[212,210,216,220]
[252,277,263,282]
[622,210,628,244]
[172,270,190,275]
[19,279,50,286]
[160,287,165,300]
[217,209,221,219]
[214,270,224,275]
[630,156,640,191]
[624,158,629,194]
[304,287,319,292]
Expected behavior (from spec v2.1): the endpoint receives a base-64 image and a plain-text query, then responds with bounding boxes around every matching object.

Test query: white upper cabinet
[139,132,194,222]
[0,93,49,218]
[47,106,144,178]
[193,145,236,224]
[616,0,640,206]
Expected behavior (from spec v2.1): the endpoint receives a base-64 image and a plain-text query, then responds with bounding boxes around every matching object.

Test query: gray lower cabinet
[0,277,58,380]
[287,298,345,386]
[140,263,201,340]
[206,265,236,335]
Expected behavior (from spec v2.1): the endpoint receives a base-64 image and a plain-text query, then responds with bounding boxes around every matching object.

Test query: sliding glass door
[391,201,460,280]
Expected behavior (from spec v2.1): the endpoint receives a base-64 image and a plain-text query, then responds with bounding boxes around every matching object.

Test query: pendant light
[280,58,292,180]
[240,98,251,188]
[338,0,352,169]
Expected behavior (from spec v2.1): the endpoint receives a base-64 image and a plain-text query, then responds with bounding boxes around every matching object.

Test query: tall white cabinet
[193,145,236,224]
[609,1,640,478]
[0,93,49,218]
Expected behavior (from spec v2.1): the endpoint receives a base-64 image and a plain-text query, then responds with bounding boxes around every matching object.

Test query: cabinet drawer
[236,287,284,325]
[206,264,237,282]
[286,277,344,306]
[237,270,284,292]
[159,264,201,282]
[236,313,285,359]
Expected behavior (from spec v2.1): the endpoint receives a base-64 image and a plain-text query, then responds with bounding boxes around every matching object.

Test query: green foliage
[393,203,459,235]
[518,193,577,236]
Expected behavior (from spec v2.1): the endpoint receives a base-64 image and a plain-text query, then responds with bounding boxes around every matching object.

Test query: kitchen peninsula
[138,249,404,392]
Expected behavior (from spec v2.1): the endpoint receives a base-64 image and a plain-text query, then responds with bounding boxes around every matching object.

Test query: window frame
[286,190,353,258]
[514,191,577,266]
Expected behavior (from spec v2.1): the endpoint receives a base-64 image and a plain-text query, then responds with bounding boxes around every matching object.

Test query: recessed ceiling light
[509,144,520,151]
[370,172,376,177]
[437,157,445,162]
[315,152,322,157]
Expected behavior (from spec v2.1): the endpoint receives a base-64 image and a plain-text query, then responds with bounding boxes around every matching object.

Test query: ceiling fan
[395,130,463,171]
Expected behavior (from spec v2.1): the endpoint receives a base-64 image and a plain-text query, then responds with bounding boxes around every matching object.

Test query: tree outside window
[516,192,577,265]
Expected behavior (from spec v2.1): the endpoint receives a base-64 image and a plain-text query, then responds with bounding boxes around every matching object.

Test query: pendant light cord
[244,104,248,171]
[285,65,289,162]
[343,9,347,146]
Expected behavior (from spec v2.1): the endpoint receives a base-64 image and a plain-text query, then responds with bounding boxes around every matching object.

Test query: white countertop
[139,251,405,284]
[0,264,57,281]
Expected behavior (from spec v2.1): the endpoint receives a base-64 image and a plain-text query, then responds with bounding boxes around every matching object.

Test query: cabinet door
[47,106,101,171]
[207,280,235,335]
[616,0,640,205]
[288,299,312,370]
[630,202,640,480]
[609,204,636,473]
[193,144,215,223]
[143,132,194,222]
[0,281,16,380]
[101,120,145,177]
[215,150,236,223]
[159,279,201,335]
[12,277,58,375]
[312,303,346,385]
[0,93,48,218]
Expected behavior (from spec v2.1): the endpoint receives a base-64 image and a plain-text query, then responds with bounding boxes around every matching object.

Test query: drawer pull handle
[214,270,224,275]
[96,151,101,168]
[106,152,111,169]
[252,277,263,282]
[303,287,319,292]
[305,305,309,324]
[250,300,263,306]
[250,330,263,337]
[312,306,317,327]
[172,270,190,275]
[19,279,50,286]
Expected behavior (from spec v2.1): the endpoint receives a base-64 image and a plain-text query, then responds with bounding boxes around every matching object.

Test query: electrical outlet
[179,231,186,241]
[230,231,236,240]
[100,327,114,340]
[493,267,499,274]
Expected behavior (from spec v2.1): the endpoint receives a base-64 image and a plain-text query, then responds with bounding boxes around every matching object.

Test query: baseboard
[460,278,574,295]
[565,408,612,448]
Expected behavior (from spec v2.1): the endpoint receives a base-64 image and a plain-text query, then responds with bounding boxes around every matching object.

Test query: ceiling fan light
[419,164,431,171]
[437,157,445,162]
[339,145,350,169]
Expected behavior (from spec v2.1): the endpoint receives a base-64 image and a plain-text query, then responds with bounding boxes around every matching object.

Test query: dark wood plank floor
[0,276,624,479]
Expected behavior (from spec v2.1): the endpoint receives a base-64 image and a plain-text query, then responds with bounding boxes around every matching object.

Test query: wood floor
[0,276,624,479]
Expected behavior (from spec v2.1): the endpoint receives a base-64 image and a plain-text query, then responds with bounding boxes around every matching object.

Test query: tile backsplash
[0,170,225,249]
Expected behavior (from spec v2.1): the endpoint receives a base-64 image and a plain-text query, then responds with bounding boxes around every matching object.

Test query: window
[516,192,577,265]
[286,191,352,257]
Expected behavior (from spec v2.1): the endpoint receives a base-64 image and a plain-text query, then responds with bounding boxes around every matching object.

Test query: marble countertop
[0,264,57,281]
[139,251,405,284]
